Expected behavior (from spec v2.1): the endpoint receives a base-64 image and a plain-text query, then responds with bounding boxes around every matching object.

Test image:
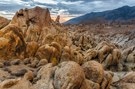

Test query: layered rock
[112,72,135,89]
[121,46,135,71]
[84,41,122,71]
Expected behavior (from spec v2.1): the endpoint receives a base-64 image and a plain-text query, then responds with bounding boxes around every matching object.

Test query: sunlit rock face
[0,16,10,29]
[10,6,52,42]
[0,24,26,59]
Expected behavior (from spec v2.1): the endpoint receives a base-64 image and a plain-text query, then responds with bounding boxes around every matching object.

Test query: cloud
[1,0,135,22]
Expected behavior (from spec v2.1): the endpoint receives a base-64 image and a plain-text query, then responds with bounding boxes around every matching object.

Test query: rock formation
[10,6,52,42]
[0,24,26,59]
[82,61,104,84]
[0,16,10,29]
[55,15,60,23]
[0,6,134,89]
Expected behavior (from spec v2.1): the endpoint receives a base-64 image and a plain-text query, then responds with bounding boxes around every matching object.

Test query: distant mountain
[65,6,135,25]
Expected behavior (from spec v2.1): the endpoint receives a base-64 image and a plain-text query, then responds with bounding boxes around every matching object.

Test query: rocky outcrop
[0,24,26,59]
[55,15,60,23]
[112,72,135,89]
[0,16,10,29]
[0,71,34,89]
[84,41,122,71]
[10,6,52,42]
[26,41,39,58]
[34,61,85,89]
[80,79,100,89]
[35,42,61,64]
[82,61,104,84]
[0,6,135,89]
[121,46,135,71]
[54,61,85,89]
[82,61,113,89]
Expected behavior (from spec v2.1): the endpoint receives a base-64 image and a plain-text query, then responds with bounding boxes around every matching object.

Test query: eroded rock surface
[0,6,134,89]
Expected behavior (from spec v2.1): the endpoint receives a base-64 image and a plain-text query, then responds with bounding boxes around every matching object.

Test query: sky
[0,0,135,22]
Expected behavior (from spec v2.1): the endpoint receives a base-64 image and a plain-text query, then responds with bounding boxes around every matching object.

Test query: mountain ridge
[65,5,135,24]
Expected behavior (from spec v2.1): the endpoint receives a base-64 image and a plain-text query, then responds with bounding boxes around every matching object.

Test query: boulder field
[0,6,134,89]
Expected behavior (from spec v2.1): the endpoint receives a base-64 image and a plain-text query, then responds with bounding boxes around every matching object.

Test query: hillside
[65,5,135,24]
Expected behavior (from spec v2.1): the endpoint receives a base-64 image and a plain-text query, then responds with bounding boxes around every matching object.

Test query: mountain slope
[65,6,135,24]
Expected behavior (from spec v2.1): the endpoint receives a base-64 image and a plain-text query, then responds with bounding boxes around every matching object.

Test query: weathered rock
[26,41,39,57]
[0,16,10,29]
[11,69,27,77]
[122,46,135,62]
[0,79,20,88]
[0,62,4,68]
[35,61,85,89]
[97,44,112,63]
[34,63,55,89]
[35,42,61,65]
[37,59,48,67]
[0,24,26,59]
[55,15,60,23]
[28,58,39,68]
[112,48,121,65]
[11,59,21,65]
[117,72,135,83]
[101,71,114,89]
[82,61,104,84]
[0,69,10,82]
[54,61,85,89]
[24,71,34,81]
[10,6,52,42]
[3,61,11,66]
[80,79,100,89]
[113,72,135,89]
[127,52,135,63]
[122,46,135,71]
[93,41,122,71]
[0,77,34,89]
[71,49,83,65]
[60,46,72,62]
[84,49,98,62]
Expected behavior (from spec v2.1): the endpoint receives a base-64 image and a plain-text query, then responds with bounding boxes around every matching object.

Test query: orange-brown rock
[54,61,85,89]
[10,6,52,42]
[113,72,135,89]
[35,42,61,64]
[82,61,104,84]
[55,15,60,23]
[0,24,26,59]
[84,49,98,62]
[26,41,39,57]
[80,79,100,89]
[93,41,122,71]
[101,71,114,89]
[71,49,83,65]
[35,61,85,89]
[0,16,10,29]
[0,78,34,89]
[60,46,72,62]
